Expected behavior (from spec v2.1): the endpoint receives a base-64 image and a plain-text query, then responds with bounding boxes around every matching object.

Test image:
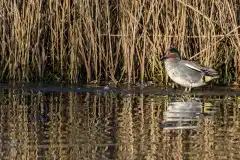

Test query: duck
[161,48,219,92]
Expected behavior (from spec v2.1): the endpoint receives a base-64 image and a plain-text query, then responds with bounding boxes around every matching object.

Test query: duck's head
[160,48,181,61]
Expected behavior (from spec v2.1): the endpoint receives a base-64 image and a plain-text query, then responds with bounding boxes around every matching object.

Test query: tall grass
[0,0,239,84]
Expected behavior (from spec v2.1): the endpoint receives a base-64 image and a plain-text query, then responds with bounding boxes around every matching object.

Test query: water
[0,83,240,159]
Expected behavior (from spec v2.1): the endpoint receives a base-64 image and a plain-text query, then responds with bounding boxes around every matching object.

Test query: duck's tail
[202,69,219,82]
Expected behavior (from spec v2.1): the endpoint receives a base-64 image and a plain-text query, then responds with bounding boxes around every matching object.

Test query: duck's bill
[160,55,167,61]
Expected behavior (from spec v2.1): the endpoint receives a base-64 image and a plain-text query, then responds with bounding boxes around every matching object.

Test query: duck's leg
[184,87,192,92]
[188,87,192,92]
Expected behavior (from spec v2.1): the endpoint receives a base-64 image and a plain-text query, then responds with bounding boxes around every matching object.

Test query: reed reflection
[0,87,239,159]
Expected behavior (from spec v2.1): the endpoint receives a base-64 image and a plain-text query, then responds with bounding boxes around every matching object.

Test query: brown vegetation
[0,0,240,84]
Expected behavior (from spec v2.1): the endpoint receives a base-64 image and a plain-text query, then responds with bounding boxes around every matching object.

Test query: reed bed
[0,0,239,84]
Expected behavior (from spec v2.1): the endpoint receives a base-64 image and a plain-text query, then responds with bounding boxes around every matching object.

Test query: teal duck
[161,48,219,92]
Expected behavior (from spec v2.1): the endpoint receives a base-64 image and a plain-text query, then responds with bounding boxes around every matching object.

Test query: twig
[175,0,216,25]
[190,25,240,60]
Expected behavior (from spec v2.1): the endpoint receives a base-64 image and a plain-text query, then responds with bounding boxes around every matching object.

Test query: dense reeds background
[0,0,240,84]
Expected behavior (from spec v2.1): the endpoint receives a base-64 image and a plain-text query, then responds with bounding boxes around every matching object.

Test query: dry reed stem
[190,25,240,60]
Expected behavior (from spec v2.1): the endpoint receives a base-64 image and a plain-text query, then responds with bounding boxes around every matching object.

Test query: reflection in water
[0,87,239,159]
[162,99,216,130]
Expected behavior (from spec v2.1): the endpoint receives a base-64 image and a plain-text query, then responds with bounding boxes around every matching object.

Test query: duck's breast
[164,60,206,88]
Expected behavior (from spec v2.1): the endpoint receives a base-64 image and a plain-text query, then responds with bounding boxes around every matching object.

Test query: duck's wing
[179,60,218,76]
[173,63,202,83]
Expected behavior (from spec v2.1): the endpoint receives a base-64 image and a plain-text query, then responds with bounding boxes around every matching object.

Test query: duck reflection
[161,98,216,130]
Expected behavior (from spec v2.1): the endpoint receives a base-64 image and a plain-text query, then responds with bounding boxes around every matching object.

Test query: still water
[0,83,240,159]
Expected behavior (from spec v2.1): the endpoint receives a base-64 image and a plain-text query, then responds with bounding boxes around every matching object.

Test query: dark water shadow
[0,83,238,96]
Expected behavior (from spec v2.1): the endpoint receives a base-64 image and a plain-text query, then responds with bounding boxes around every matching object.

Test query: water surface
[0,84,239,159]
